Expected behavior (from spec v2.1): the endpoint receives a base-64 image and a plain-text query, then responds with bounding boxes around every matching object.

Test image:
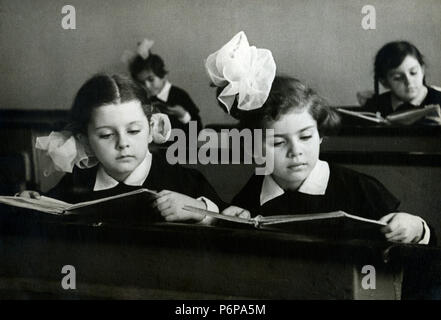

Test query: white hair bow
[150,113,172,144]
[35,131,98,176]
[121,38,155,64]
[35,113,172,176]
[205,31,276,112]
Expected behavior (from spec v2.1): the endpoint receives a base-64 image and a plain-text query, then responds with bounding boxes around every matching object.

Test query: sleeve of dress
[427,225,438,246]
[179,166,227,212]
[356,174,401,220]
[356,172,437,246]
[178,90,203,129]
[231,175,261,216]
[43,173,74,202]
[43,167,94,203]
[363,96,378,113]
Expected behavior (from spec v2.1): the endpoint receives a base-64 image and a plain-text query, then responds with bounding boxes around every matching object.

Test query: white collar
[260,160,330,205]
[93,151,152,191]
[156,80,172,102]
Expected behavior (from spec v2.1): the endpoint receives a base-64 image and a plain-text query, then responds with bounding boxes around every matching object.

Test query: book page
[258,211,347,225]
[337,108,386,123]
[256,211,386,226]
[183,206,386,230]
[183,206,257,225]
[387,104,441,125]
[67,188,158,211]
[0,189,158,215]
[342,212,386,226]
[425,104,441,124]
[0,196,71,215]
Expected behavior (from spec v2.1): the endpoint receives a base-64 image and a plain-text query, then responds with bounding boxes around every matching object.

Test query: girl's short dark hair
[69,73,150,134]
[374,41,426,95]
[233,76,340,136]
[129,54,168,80]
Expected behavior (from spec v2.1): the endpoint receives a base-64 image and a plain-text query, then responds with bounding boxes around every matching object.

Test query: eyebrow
[271,125,316,137]
[390,65,420,74]
[94,121,144,130]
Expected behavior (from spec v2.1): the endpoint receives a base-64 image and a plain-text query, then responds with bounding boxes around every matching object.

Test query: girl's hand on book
[222,206,251,219]
[379,212,424,243]
[152,190,206,222]
[16,190,41,199]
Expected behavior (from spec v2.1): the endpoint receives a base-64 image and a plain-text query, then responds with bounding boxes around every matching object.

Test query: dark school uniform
[152,85,203,134]
[233,163,438,299]
[233,163,436,243]
[46,151,226,217]
[364,86,441,123]
[233,164,399,221]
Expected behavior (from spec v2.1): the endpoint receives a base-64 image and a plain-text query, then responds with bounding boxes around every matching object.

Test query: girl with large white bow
[206,32,432,245]
[19,73,222,223]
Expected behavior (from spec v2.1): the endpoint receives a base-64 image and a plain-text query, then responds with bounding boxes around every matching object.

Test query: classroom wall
[1,0,440,125]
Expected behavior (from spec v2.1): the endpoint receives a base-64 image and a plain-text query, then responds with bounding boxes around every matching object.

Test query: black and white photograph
[0,0,441,307]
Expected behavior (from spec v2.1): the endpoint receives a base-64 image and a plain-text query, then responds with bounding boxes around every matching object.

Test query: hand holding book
[152,190,210,222]
[222,206,251,220]
[1,188,214,224]
[379,212,426,243]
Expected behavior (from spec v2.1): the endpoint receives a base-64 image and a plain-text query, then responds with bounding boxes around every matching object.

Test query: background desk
[1,210,440,300]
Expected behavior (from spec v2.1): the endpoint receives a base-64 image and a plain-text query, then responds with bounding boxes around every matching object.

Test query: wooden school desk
[1,207,440,300]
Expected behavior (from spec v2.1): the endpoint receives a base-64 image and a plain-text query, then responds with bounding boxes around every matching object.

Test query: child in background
[128,39,203,134]
[19,73,221,223]
[206,32,434,245]
[359,41,441,122]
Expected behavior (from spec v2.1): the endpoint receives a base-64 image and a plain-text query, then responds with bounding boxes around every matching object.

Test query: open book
[0,188,158,215]
[337,104,441,125]
[184,206,387,240]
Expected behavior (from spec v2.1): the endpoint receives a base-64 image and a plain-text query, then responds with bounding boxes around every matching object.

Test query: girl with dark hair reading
[357,41,441,125]
[206,32,433,245]
[16,73,222,223]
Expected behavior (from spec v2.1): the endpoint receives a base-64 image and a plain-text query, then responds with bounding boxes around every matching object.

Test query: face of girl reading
[265,108,321,191]
[136,69,166,97]
[383,55,425,103]
[87,100,151,181]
